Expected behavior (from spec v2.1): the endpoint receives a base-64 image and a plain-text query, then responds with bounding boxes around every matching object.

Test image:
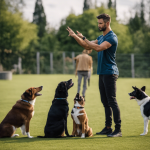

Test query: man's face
[98,19,107,32]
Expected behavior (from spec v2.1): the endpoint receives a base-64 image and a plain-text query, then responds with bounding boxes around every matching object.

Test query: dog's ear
[132,86,136,90]
[141,86,146,92]
[22,91,31,100]
[74,93,80,100]
[57,83,66,92]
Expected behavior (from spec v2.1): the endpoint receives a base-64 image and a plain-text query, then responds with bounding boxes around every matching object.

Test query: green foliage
[129,12,141,33]
[0,8,38,70]
[39,29,60,52]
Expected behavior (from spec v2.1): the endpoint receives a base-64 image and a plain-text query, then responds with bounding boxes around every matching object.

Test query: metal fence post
[18,57,22,74]
[50,52,53,73]
[36,52,40,74]
[131,54,135,78]
[72,52,75,70]
[63,52,65,74]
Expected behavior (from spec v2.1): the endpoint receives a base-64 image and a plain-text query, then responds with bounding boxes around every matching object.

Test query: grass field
[0,75,150,150]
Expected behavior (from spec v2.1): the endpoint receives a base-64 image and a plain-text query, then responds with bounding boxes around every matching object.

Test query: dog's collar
[74,106,84,109]
[55,98,66,100]
[21,99,30,104]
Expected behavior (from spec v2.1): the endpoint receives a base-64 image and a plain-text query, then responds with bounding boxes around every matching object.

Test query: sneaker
[96,127,112,135]
[107,129,122,137]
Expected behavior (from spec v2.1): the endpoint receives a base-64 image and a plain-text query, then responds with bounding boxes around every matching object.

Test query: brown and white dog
[0,86,43,138]
[71,93,93,138]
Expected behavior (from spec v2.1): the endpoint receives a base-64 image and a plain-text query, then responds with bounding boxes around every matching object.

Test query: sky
[22,0,142,29]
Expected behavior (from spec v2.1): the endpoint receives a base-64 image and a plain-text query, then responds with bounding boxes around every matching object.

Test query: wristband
[82,36,86,40]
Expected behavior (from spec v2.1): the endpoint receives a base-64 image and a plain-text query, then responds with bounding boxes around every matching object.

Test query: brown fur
[0,86,42,138]
[71,98,93,137]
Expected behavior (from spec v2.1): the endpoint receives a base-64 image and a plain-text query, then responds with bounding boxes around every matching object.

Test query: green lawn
[0,75,150,150]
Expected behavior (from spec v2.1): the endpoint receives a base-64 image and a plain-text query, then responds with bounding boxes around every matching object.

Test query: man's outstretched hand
[66,27,76,37]
[76,31,84,39]
[66,27,84,39]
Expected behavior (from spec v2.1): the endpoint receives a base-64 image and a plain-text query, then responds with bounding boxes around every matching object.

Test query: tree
[33,0,46,38]
[140,0,145,25]
[129,12,141,33]
[0,7,38,70]
[108,0,112,9]
[114,0,117,17]
[83,0,91,11]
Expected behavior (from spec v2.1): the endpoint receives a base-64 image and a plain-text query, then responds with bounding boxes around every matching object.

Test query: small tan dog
[71,93,93,138]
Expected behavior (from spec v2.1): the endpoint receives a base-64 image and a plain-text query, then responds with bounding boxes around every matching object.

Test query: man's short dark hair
[97,13,111,23]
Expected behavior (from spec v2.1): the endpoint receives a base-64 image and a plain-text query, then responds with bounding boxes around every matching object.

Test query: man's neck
[103,27,111,36]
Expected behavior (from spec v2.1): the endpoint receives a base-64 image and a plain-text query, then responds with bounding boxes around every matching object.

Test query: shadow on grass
[1,134,150,143]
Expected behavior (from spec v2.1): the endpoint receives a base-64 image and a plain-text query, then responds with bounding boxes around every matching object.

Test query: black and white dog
[129,86,150,135]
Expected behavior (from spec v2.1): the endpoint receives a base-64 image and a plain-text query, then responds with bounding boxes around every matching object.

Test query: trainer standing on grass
[66,13,122,137]
[74,49,93,100]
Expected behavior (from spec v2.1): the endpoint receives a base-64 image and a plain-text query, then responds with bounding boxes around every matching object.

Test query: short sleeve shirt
[97,30,119,75]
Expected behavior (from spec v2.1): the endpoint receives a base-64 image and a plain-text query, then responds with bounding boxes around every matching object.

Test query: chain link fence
[1,51,150,78]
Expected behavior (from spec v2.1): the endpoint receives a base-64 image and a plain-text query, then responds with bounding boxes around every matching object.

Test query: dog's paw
[11,134,19,138]
[81,133,85,138]
[140,133,147,136]
[28,136,34,138]
[26,132,33,138]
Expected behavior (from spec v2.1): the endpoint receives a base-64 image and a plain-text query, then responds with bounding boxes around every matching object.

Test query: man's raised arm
[66,27,97,50]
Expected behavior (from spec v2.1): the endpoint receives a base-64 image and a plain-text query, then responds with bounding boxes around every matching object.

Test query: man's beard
[99,25,106,32]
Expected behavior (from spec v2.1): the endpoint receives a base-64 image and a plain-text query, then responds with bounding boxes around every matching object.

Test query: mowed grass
[0,75,150,150]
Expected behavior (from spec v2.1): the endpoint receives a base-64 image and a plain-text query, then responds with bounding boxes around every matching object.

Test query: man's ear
[141,86,146,92]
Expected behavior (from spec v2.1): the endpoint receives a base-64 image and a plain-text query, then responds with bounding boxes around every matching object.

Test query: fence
[1,51,150,77]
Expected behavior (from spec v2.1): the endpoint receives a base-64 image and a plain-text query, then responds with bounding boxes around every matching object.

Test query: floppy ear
[22,91,31,99]
[141,86,146,92]
[58,83,66,92]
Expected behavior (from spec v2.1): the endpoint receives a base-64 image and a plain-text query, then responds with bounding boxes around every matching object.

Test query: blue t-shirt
[97,30,119,75]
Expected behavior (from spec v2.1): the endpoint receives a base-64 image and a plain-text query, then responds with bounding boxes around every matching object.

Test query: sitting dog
[0,86,43,138]
[71,93,93,138]
[129,86,150,135]
[38,79,74,138]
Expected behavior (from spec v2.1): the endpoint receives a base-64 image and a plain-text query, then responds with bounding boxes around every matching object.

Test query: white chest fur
[71,101,84,124]
[137,97,150,118]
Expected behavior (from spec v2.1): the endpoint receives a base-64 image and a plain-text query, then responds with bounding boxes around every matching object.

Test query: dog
[0,86,43,138]
[71,93,93,138]
[129,86,150,135]
[38,79,74,138]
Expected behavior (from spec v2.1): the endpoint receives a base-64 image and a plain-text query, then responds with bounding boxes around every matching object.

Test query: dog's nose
[128,93,130,96]
[40,86,43,89]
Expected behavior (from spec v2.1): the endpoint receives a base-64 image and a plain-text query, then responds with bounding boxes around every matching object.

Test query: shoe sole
[96,131,112,135]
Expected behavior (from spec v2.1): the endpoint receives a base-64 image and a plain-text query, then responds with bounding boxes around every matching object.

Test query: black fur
[37,79,74,138]
[129,86,148,100]
[129,86,150,117]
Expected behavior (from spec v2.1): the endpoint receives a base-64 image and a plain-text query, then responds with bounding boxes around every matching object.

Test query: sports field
[0,75,150,150]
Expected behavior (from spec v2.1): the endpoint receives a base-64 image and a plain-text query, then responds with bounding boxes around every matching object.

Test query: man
[74,49,93,100]
[66,13,122,137]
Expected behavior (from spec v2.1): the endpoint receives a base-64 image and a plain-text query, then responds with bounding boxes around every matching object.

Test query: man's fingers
[76,31,80,34]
